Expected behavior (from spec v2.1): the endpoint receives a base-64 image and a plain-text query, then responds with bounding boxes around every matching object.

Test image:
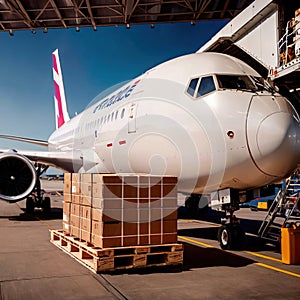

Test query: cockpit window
[197,76,215,97]
[187,78,199,97]
[217,75,257,92]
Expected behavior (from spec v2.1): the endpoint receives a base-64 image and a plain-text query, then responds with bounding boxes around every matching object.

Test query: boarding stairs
[258,171,300,243]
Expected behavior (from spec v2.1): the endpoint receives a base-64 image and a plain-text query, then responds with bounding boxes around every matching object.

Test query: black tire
[26,196,35,214]
[218,224,245,250]
[42,196,51,213]
[218,225,233,250]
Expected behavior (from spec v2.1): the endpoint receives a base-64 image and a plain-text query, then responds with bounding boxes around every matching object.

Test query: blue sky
[0,21,227,152]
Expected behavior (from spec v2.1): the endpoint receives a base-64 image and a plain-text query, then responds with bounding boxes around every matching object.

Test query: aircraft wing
[0,148,81,172]
[0,134,48,147]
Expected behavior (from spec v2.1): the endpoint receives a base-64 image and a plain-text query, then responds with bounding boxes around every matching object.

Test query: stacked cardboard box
[63,173,178,248]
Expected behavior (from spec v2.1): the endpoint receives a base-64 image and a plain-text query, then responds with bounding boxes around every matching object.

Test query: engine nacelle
[0,152,37,202]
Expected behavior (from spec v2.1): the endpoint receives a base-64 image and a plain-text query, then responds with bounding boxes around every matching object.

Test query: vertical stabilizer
[52,49,70,129]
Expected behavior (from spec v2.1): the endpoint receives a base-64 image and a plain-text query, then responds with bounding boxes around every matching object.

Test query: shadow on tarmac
[106,242,255,276]
[178,206,278,252]
[1,208,63,221]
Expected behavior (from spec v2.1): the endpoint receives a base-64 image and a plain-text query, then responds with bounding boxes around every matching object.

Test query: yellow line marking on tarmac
[255,262,300,278]
[178,235,214,248]
[245,251,282,263]
[179,235,300,278]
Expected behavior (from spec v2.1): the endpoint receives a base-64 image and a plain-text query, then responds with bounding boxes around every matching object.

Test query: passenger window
[197,76,215,97]
[121,108,125,119]
[187,78,199,97]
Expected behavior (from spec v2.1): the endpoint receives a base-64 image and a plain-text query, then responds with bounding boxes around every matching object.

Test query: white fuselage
[48,53,300,194]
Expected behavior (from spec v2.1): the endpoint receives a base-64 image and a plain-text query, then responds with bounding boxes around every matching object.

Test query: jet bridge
[198,0,300,112]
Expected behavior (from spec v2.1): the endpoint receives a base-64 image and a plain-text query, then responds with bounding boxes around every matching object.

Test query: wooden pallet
[50,230,183,272]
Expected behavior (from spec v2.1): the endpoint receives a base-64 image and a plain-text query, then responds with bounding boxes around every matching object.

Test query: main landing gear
[25,165,51,214]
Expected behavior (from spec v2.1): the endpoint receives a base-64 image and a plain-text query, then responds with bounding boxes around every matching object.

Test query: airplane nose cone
[254,112,300,177]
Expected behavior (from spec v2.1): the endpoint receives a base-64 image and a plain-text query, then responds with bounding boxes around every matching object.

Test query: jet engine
[0,152,37,202]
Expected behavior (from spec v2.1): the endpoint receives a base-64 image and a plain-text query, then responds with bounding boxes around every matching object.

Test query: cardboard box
[91,235,122,248]
[92,174,122,185]
[123,236,138,246]
[150,234,162,245]
[139,235,150,245]
[162,233,177,244]
[162,197,177,208]
[163,220,177,233]
[150,208,162,221]
[81,228,91,243]
[93,184,122,199]
[81,173,92,185]
[70,225,80,238]
[92,220,122,237]
[72,194,80,205]
[139,222,149,235]
[63,202,71,223]
[123,209,138,222]
[70,214,80,229]
[150,183,161,199]
[64,173,72,194]
[71,203,80,217]
[139,209,149,223]
[71,173,81,195]
[92,208,122,222]
[163,208,177,220]
[150,221,162,234]
[81,206,91,220]
[163,185,177,198]
[62,221,70,235]
[123,222,138,235]
[64,193,72,203]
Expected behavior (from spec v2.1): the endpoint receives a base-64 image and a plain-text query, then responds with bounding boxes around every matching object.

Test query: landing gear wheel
[42,196,51,213]
[218,224,245,250]
[218,225,233,250]
[26,196,35,214]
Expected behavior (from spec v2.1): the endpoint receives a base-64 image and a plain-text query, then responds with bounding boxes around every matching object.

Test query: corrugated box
[163,220,177,233]
[162,233,177,244]
[150,220,162,234]
[92,220,121,237]
[64,173,72,195]
[123,236,138,246]
[91,235,122,248]
[150,234,162,245]
[92,208,122,223]
[123,222,138,235]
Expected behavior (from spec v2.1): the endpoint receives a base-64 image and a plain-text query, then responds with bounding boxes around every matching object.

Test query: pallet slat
[50,230,183,272]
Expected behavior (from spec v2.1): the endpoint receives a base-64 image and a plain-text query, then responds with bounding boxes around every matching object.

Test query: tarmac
[0,180,299,300]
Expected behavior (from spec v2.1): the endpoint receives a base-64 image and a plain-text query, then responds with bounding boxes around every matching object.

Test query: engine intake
[0,152,37,202]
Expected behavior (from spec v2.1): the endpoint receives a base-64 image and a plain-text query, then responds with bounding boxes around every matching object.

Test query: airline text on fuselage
[93,80,140,113]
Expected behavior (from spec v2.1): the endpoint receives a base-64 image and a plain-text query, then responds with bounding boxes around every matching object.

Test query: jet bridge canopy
[198,0,300,112]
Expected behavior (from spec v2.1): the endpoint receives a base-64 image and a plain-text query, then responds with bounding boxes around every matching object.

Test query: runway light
[9,29,14,36]
[76,26,80,32]
[43,27,48,33]
[31,29,36,34]
[126,23,130,29]
[151,23,155,29]
[191,20,195,25]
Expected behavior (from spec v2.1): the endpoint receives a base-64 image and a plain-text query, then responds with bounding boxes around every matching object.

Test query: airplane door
[128,103,137,133]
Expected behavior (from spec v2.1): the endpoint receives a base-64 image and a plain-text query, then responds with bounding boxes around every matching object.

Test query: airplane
[0,49,299,249]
